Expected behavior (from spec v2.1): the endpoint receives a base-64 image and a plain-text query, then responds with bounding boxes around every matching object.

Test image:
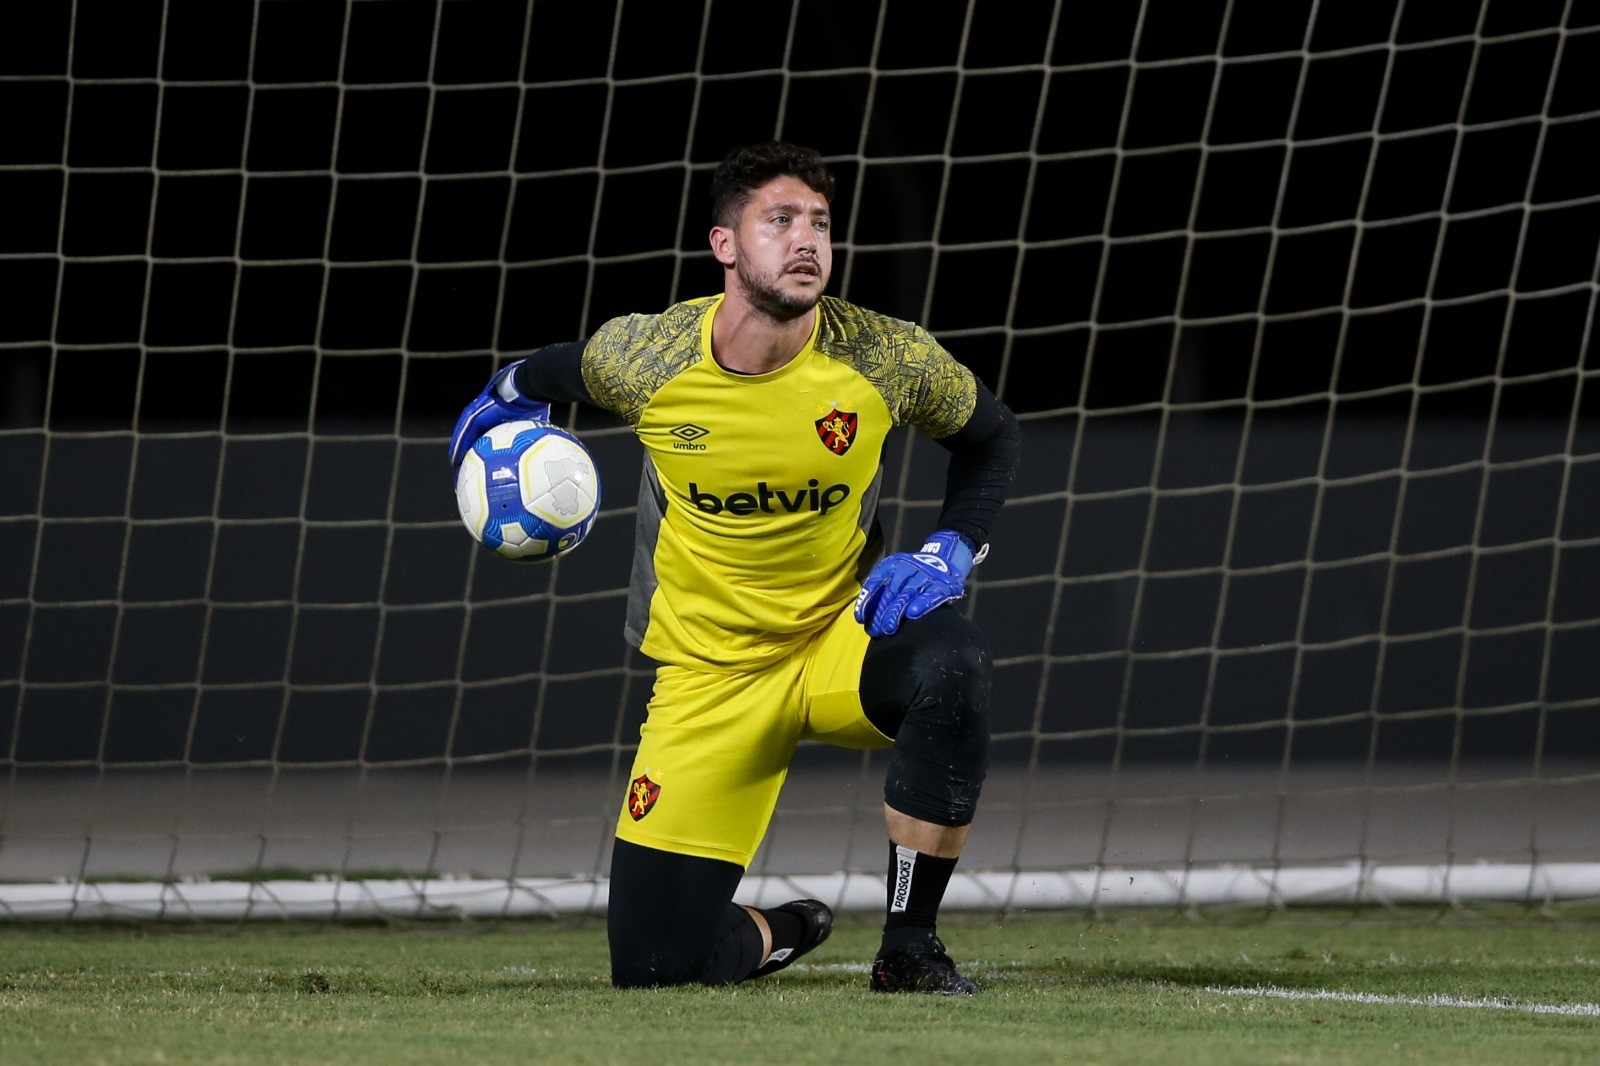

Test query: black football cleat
[752,898,834,978]
[870,930,980,996]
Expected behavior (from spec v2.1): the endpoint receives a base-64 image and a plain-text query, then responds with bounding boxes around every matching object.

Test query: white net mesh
[2,0,1599,918]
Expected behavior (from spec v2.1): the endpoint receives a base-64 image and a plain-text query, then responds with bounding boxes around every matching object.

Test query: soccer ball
[454,420,601,563]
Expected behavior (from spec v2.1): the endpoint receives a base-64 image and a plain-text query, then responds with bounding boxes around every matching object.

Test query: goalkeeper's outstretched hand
[448,359,552,467]
[854,530,984,638]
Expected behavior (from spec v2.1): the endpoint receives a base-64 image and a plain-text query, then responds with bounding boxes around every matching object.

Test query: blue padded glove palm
[854,530,984,638]
[448,359,552,467]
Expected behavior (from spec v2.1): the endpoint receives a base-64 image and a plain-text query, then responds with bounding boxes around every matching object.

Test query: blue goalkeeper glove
[854,530,986,638]
[448,359,552,467]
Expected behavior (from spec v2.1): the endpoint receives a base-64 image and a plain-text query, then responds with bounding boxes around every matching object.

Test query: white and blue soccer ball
[454,420,601,563]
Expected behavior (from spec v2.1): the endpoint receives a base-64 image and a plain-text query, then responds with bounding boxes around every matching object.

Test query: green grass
[2,908,1597,1065]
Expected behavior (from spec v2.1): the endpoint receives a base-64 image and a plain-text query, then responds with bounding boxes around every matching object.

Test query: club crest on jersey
[815,407,858,455]
[626,774,660,821]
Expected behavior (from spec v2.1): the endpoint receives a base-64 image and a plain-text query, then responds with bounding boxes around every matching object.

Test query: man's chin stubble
[742,275,821,322]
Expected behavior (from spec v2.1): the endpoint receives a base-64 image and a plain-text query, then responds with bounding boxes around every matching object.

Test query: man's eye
[814,219,829,231]
[772,214,789,225]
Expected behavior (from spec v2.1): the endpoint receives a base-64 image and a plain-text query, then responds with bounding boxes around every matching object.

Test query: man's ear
[709,225,736,268]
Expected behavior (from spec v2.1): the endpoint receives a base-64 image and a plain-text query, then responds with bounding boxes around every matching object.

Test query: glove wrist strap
[494,361,527,406]
[920,529,978,578]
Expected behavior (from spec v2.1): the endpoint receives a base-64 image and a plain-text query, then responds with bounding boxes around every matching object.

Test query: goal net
[3,0,1599,920]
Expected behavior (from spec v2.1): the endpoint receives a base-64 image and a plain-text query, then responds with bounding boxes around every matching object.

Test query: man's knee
[606,839,763,988]
[859,609,992,826]
[860,608,992,741]
[610,902,763,989]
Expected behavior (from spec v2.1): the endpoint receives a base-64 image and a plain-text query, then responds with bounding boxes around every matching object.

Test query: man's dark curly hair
[709,141,836,228]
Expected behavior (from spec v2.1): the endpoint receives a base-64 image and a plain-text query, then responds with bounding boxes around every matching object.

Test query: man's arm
[447,340,594,467]
[510,340,591,405]
[855,379,1021,638]
[931,380,1022,552]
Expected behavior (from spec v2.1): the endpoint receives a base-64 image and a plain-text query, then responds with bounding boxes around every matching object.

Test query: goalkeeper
[450,141,1020,995]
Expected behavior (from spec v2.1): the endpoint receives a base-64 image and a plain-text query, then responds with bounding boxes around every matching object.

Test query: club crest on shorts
[626,774,660,821]
[815,407,858,455]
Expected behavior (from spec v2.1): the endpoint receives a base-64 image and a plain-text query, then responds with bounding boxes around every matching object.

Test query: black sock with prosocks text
[882,843,958,937]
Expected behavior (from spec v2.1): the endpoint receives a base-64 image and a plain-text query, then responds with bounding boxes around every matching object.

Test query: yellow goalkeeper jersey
[581,294,978,672]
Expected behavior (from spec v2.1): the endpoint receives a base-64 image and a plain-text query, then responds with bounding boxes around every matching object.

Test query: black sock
[748,904,812,978]
[883,843,958,937]
[760,906,806,955]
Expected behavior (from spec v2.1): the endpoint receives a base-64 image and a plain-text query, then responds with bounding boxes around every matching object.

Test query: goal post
[3,0,1600,920]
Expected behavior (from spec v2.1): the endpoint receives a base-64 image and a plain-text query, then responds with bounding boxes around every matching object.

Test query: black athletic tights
[607,607,991,987]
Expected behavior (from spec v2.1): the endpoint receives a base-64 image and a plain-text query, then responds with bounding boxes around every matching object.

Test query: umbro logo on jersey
[815,407,858,455]
[669,423,710,451]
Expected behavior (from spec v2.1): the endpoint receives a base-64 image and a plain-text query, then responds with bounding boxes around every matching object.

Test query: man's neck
[710,293,816,375]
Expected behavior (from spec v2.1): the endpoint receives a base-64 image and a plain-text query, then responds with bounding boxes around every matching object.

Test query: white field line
[1206,984,1600,1017]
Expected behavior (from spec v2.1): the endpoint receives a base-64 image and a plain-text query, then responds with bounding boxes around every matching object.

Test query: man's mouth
[787,261,820,277]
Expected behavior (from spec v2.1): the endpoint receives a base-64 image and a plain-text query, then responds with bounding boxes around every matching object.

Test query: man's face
[718,175,833,321]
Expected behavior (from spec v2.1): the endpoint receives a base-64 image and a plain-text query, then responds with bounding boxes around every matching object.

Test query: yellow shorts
[614,602,893,867]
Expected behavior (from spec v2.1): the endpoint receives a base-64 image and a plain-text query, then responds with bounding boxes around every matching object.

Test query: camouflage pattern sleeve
[579,302,710,426]
[898,322,979,439]
[814,298,978,437]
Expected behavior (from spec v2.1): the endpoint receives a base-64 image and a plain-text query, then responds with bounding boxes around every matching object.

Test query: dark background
[3,0,1599,775]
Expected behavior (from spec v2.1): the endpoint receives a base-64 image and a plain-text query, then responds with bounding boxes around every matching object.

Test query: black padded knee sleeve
[607,838,754,988]
[699,903,767,985]
[858,608,992,827]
